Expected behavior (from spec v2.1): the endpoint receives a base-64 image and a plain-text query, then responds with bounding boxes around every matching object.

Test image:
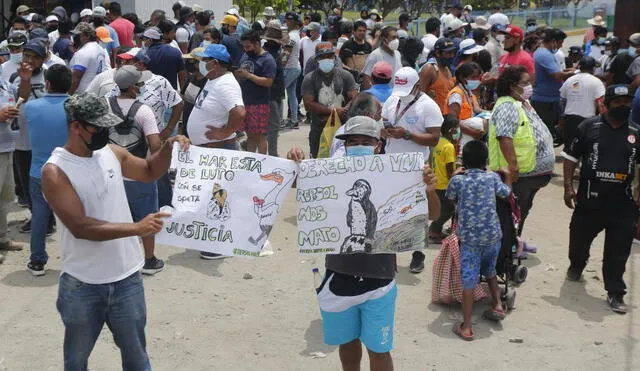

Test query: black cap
[7,32,28,47]
[605,84,633,102]
[399,13,412,22]
[568,46,583,55]
[31,14,45,24]
[434,38,457,52]
[578,56,597,70]
[285,11,298,20]
[29,27,49,42]
[23,39,47,58]
[180,6,194,19]
[604,36,620,46]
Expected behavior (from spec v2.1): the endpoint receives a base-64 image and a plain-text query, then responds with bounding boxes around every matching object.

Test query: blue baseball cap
[29,28,49,42]
[195,44,231,64]
[23,39,47,58]
[134,49,151,65]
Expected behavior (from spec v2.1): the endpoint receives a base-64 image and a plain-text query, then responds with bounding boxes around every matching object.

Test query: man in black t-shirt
[607,51,635,85]
[339,21,372,73]
[561,84,638,314]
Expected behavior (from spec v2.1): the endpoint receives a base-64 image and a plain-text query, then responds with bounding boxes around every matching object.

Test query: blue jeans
[57,272,151,371]
[124,181,159,223]
[156,172,174,208]
[29,176,53,263]
[283,67,301,122]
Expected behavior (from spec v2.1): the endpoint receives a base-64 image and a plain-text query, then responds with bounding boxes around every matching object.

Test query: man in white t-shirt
[284,11,303,126]
[300,22,321,72]
[109,65,166,275]
[560,56,605,147]
[69,22,108,94]
[362,26,402,89]
[42,92,190,370]
[187,44,245,259]
[175,6,195,54]
[382,67,442,273]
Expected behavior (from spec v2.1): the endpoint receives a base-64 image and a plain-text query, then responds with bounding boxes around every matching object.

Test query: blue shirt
[446,169,511,246]
[364,84,392,104]
[145,43,185,89]
[532,47,562,102]
[102,25,120,54]
[633,88,640,125]
[221,34,243,67]
[52,37,73,61]
[25,94,70,178]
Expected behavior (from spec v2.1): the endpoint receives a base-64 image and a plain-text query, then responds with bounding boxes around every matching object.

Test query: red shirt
[498,49,535,77]
[109,17,135,47]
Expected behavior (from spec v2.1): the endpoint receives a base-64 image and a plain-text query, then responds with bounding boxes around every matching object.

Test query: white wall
[93,0,232,24]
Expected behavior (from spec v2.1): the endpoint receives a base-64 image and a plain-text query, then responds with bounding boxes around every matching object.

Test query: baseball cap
[80,8,93,18]
[73,22,95,35]
[568,46,583,55]
[195,44,231,63]
[7,32,27,47]
[444,17,467,34]
[16,5,29,14]
[45,15,59,23]
[471,16,491,30]
[180,6,194,19]
[459,38,484,55]
[392,67,420,97]
[134,50,151,65]
[434,38,457,52]
[335,116,382,141]
[29,28,49,42]
[502,25,524,41]
[304,22,321,33]
[113,65,152,90]
[117,47,141,60]
[92,6,106,18]
[578,56,597,70]
[629,33,640,47]
[221,14,239,26]
[315,42,336,58]
[192,4,204,13]
[464,5,473,12]
[64,93,123,128]
[285,11,298,21]
[490,24,506,33]
[399,13,412,22]
[142,27,162,40]
[605,84,633,102]
[183,47,204,59]
[225,7,240,17]
[96,27,113,42]
[605,36,620,46]
[371,61,392,80]
[23,39,47,58]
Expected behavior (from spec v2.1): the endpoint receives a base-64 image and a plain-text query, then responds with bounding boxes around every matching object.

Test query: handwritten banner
[296,153,428,255]
[157,145,297,257]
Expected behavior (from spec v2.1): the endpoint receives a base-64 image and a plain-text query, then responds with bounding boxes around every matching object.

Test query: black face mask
[264,41,280,52]
[221,26,229,35]
[46,25,58,33]
[83,125,110,151]
[608,106,632,123]
[246,50,258,58]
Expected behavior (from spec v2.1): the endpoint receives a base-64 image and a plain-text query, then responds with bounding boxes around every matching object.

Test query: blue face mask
[466,79,480,90]
[199,61,210,76]
[629,47,638,58]
[452,128,461,141]
[346,145,375,157]
[137,86,146,98]
[318,59,334,73]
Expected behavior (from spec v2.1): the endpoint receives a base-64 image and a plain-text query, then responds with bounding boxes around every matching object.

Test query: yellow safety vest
[488,96,536,173]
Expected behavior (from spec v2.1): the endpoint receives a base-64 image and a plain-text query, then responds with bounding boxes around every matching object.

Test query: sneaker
[200,251,227,260]
[566,267,583,282]
[27,261,45,276]
[607,293,628,314]
[141,256,165,275]
[409,251,425,273]
[0,240,23,251]
[19,219,31,234]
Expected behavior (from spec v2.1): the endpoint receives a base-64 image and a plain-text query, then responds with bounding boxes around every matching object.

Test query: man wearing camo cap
[41,93,190,368]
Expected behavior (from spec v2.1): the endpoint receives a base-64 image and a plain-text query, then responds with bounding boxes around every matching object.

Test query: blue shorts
[460,240,501,290]
[318,272,397,353]
[124,180,159,222]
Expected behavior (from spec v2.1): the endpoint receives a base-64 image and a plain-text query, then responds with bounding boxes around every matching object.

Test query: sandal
[483,308,506,322]
[453,322,474,341]
[523,241,537,254]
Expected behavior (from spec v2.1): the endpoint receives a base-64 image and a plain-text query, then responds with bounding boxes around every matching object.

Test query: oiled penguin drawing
[341,179,377,253]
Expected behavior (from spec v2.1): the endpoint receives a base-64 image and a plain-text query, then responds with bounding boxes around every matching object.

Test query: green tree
[236,0,296,22]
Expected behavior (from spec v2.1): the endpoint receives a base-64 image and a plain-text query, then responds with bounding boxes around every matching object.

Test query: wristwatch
[403,131,412,140]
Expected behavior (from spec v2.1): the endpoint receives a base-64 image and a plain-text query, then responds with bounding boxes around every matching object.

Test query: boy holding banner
[287,116,439,371]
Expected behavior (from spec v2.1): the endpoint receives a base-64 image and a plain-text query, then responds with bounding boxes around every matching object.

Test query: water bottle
[312,268,323,292]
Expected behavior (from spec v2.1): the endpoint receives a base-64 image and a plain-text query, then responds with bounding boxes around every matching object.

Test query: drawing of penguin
[249,168,296,246]
[206,183,231,221]
[341,179,377,253]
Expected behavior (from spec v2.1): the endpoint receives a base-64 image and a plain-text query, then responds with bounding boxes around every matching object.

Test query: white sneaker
[633,239,640,245]
[259,240,274,257]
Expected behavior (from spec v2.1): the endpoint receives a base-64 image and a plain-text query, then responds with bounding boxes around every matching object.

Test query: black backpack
[107,96,147,158]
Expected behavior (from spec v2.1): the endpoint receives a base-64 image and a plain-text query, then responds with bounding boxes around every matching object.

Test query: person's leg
[267,100,282,157]
[29,177,49,264]
[563,114,585,150]
[459,244,481,336]
[105,272,151,371]
[360,284,397,370]
[339,339,363,371]
[309,122,324,159]
[256,104,270,155]
[0,153,14,244]
[481,240,504,312]
[531,101,557,139]
[257,134,268,155]
[156,172,174,208]
[568,207,604,277]
[124,181,163,274]
[15,150,32,209]
[56,273,107,370]
[284,68,301,123]
[429,190,454,235]
[367,349,393,371]
[246,133,259,153]
[602,211,635,296]
[512,175,551,235]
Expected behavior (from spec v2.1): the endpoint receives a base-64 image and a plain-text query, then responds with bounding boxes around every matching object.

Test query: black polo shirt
[562,114,640,212]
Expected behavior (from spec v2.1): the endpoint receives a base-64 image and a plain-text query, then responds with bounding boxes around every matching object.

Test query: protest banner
[296,152,428,255]
[157,145,297,257]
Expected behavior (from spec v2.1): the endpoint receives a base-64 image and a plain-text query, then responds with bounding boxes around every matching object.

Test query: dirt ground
[0,123,638,371]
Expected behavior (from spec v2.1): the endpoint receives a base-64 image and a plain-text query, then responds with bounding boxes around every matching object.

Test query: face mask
[318,59,334,73]
[246,50,257,58]
[597,37,606,45]
[519,84,533,100]
[495,34,505,42]
[401,92,416,103]
[608,106,631,123]
[604,50,612,56]
[466,79,480,90]
[629,47,638,58]
[46,25,57,33]
[221,26,229,35]
[388,39,400,51]
[9,53,22,64]
[202,40,212,48]
[370,15,377,20]
[526,25,536,33]
[440,57,453,66]
[452,128,461,141]
[210,20,216,27]
[137,86,146,98]
[199,61,211,76]
[82,125,109,151]
[346,145,375,157]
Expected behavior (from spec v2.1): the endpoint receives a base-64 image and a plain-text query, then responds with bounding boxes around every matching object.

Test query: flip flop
[483,308,506,322]
[453,322,474,341]
[523,242,537,254]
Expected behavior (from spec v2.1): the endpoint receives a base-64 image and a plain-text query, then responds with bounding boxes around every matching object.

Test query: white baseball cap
[391,67,420,97]
[459,38,484,55]
[45,15,59,23]
[445,17,467,34]
[80,8,93,18]
[92,6,107,18]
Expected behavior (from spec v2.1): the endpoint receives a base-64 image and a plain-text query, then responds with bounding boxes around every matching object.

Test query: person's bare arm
[563,159,578,209]
[160,101,184,140]
[236,68,274,88]
[460,122,484,139]
[419,65,435,93]
[346,89,358,101]
[497,137,519,182]
[388,126,440,147]
[146,133,162,153]
[178,70,187,91]
[110,135,190,183]
[303,94,333,116]
[448,103,461,118]
[422,165,440,220]
[41,164,169,241]
[204,105,246,141]
[69,69,85,95]
[361,74,372,90]
[446,162,455,180]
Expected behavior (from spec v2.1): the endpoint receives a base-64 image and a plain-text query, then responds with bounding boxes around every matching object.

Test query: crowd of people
[0,1,639,370]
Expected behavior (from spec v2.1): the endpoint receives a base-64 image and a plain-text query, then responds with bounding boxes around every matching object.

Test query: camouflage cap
[72,22,95,35]
[64,93,123,128]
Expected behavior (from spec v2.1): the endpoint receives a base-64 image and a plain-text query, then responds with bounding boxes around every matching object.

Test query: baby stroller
[493,194,528,311]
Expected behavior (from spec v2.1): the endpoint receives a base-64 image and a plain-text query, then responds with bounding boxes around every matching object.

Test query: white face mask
[202,40,212,47]
[388,39,399,51]
[495,34,506,42]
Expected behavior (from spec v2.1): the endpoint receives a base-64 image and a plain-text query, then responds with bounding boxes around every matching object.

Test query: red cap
[372,61,392,79]
[503,25,524,41]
